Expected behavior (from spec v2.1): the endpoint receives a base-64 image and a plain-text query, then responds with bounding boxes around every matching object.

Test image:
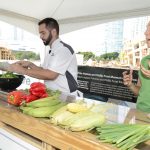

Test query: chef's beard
[43,32,52,46]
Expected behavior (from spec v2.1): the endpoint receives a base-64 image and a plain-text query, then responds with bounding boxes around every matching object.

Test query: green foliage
[99,52,119,60]
[12,51,40,60]
[78,52,95,61]
[78,51,119,62]
[94,56,101,62]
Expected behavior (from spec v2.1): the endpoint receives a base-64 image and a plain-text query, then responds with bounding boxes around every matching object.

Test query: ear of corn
[25,103,66,117]
[50,105,68,118]
[50,105,73,125]
[60,111,93,126]
[26,96,56,105]
[67,103,88,113]
[50,110,74,125]
[20,106,34,114]
[69,113,106,131]
[26,98,60,108]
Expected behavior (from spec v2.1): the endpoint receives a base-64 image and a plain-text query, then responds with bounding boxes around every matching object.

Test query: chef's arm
[14,61,42,70]
[25,68,59,80]
[7,63,59,80]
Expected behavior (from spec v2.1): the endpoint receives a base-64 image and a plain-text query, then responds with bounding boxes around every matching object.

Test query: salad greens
[0,72,18,78]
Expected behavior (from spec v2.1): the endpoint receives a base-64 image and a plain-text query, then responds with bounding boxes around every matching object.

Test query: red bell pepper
[7,91,25,106]
[30,86,46,94]
[30,82,46,89]
[31,91,46,97]
[29,82,47,97]
[40,93,48,98]
[25,94,38,103]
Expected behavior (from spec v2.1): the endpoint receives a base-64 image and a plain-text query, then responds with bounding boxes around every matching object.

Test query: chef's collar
[51,38,61,49]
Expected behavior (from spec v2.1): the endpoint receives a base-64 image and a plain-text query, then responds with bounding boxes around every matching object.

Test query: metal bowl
[0,74,25,91]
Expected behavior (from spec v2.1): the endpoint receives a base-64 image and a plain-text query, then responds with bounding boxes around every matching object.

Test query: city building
[103,20,124,54]
[0,21,42,53]
[121,39,149,68]
[121,16,150,68]
[0,47,15,60]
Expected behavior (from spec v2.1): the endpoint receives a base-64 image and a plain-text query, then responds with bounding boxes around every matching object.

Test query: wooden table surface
[0,94,149,150]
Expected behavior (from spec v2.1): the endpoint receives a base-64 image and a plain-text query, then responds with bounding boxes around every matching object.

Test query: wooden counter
[0,97,150,150]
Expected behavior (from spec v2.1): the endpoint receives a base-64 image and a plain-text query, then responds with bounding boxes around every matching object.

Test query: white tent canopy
[1,0,150,35]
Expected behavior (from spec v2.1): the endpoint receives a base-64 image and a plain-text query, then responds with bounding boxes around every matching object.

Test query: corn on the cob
[67,103,88,113]
[20,106,34,114]
[69,113,105,131]
[60,111,93,126]
[26,103,66,117]
[51,110,74,125]
[26,98,60,108]
[50,105,73,125]
[50,105,68,118]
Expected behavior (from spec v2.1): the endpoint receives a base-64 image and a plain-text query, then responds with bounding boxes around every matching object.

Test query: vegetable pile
[19,99,106,131]
[6,82,150,148]
[97,124,150,150]
[7,82,59,106]
[20,96,66,118]
[50,102,106,131]
[23,82,48,103]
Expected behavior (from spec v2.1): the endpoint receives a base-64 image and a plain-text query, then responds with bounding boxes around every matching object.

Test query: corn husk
[69,113,106,131]
[60,111,93,127]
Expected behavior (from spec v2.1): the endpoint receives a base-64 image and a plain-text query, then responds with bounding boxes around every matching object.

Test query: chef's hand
[7,63,26,75]
[140,61,150,78]
[14,60,32,68]
[122,69,133,87]
[15,60,39,70]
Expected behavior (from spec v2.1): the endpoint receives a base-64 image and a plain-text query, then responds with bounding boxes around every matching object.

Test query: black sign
[77,66,138,103]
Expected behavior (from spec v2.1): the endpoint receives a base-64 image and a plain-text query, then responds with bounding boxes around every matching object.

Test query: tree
[99,52,119,60]
[78,51,95,61]
[12,50,40,60]
[77,51,119,62]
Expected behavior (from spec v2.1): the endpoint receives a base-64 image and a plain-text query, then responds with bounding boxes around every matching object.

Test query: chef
[0,18,78,96]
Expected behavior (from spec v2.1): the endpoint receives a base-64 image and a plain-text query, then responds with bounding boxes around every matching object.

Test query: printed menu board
[78,66,138,103]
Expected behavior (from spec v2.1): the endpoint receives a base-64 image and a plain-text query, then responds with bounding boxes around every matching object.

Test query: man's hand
[15,60,40,70]
[7,63,26,75]
[122,69,133,87]
[14,61,32,68]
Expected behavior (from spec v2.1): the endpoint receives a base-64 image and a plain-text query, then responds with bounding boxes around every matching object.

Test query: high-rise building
[123,16,150,41]
[101,16,150,55]
[122,16,150,67]
[103,20,124,54]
